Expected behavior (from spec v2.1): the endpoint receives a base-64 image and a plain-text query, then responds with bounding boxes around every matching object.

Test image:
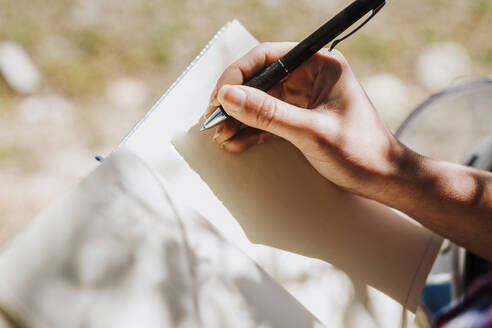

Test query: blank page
[122,20,442,327]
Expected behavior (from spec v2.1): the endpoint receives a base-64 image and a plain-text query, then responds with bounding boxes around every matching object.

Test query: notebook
[0,149,325,328]
[0,21,325,328]
[121,20,442,327]
[0,20,442,328]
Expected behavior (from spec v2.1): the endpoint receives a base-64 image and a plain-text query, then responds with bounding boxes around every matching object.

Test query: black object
[202,0,386,130]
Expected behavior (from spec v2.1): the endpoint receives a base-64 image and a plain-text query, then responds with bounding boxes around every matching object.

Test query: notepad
[120,20,442,327]
[0,149,325,328]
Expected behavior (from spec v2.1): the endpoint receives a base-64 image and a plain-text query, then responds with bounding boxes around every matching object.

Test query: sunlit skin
[205,42,492,261]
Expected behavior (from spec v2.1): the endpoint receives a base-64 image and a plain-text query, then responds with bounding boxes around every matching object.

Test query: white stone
[106,78,147,110]
[16,95,80,151]
[416,42,471,92]
[0,42,41,94]
[18,94,75,125]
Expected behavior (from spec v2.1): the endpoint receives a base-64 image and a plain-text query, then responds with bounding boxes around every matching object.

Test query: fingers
[205,43,297,145]
[220,42,296,85]
[217,84,317,145]
[207,43,296,107]
[212,118,242,145]
[204,43,346,152]
[204,104,217,119]
[204,87,221,119]
[221,128,272,153]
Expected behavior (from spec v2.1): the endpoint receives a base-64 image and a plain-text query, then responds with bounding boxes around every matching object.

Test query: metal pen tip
[201,107,228,131]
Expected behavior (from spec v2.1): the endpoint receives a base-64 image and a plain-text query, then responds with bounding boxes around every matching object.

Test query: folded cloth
[0,148,323,328]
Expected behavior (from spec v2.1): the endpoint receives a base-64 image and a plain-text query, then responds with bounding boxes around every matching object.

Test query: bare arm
[205,42,492,261]
[377,147,492,260]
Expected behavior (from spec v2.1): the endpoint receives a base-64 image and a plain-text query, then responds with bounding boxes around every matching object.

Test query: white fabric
[0,149,324,328]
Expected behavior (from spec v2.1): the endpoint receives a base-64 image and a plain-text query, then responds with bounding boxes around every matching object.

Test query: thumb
[218,84,314,142]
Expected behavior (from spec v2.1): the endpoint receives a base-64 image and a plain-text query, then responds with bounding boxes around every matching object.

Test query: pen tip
[201,108,228,131]
[200,126,206,132]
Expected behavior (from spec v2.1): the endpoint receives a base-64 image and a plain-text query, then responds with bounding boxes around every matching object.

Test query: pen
[201,0,386,131]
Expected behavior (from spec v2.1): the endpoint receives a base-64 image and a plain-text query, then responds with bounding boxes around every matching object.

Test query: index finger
[208,42,297,108]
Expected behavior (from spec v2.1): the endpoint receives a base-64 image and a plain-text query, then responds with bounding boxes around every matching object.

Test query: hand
[206,42,492,260]
[206,42,403,198]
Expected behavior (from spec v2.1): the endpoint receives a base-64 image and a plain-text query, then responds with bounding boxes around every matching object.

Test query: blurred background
[0,0,491,250]
[0,1,491,327]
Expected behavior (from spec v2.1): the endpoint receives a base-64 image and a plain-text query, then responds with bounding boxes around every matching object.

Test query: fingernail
[204,104,218,119]
[209,98,220,107]
[209,87,218,102]
[219,141,229,149]
[218,85,245,112]
[209,88,220,107]
[213,124,224,140]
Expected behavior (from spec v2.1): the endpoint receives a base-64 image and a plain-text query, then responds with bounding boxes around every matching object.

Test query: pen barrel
[244,60,289,91]
[215,61,288,122]
[281,0,385,72]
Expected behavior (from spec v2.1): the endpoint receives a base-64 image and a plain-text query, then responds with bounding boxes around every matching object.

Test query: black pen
[201,0,386,131]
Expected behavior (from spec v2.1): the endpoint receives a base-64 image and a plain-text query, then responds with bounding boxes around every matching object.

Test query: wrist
[365,138,424,206]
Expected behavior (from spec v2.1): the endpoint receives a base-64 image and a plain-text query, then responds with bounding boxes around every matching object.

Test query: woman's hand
[206,42,492,261]
[206,42,404,198]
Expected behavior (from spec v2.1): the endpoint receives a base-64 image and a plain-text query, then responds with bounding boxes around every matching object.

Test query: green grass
[148,24,181,65]
[0,0,489,113]
[0,147,38,173]
[42,59,106,97]
[473,0,492,18]
[76,25,108,57]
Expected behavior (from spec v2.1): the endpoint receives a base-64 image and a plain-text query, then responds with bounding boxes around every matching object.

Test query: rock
[17,95,79,150]
[0,42,41,94]
[18,94,75,126]
[416,42,471,92]
[106,78,147,110]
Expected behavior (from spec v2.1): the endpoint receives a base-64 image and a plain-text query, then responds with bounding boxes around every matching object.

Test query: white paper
[0,149,324,328]
[0,20,442,328]
[121,20,442,327]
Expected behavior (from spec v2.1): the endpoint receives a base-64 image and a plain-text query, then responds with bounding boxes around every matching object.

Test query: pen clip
[329,1,386,51]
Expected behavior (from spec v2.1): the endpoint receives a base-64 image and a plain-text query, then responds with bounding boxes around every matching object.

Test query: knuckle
[250,43,265,59]
[220,63,235,78]
[257,42,269,52]
[330,49,345,60]
[218,65,242,86]
[254,95,278,130]
[318,48,349,68]
[255,42,274,59]
[330,49,349,67]
[260,42,274,50]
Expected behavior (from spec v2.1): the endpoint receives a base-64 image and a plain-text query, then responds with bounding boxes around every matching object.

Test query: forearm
[373,144,492,261]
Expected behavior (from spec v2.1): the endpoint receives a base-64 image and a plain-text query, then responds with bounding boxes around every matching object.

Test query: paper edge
[115,20,236,150]
[405,233,443,311]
